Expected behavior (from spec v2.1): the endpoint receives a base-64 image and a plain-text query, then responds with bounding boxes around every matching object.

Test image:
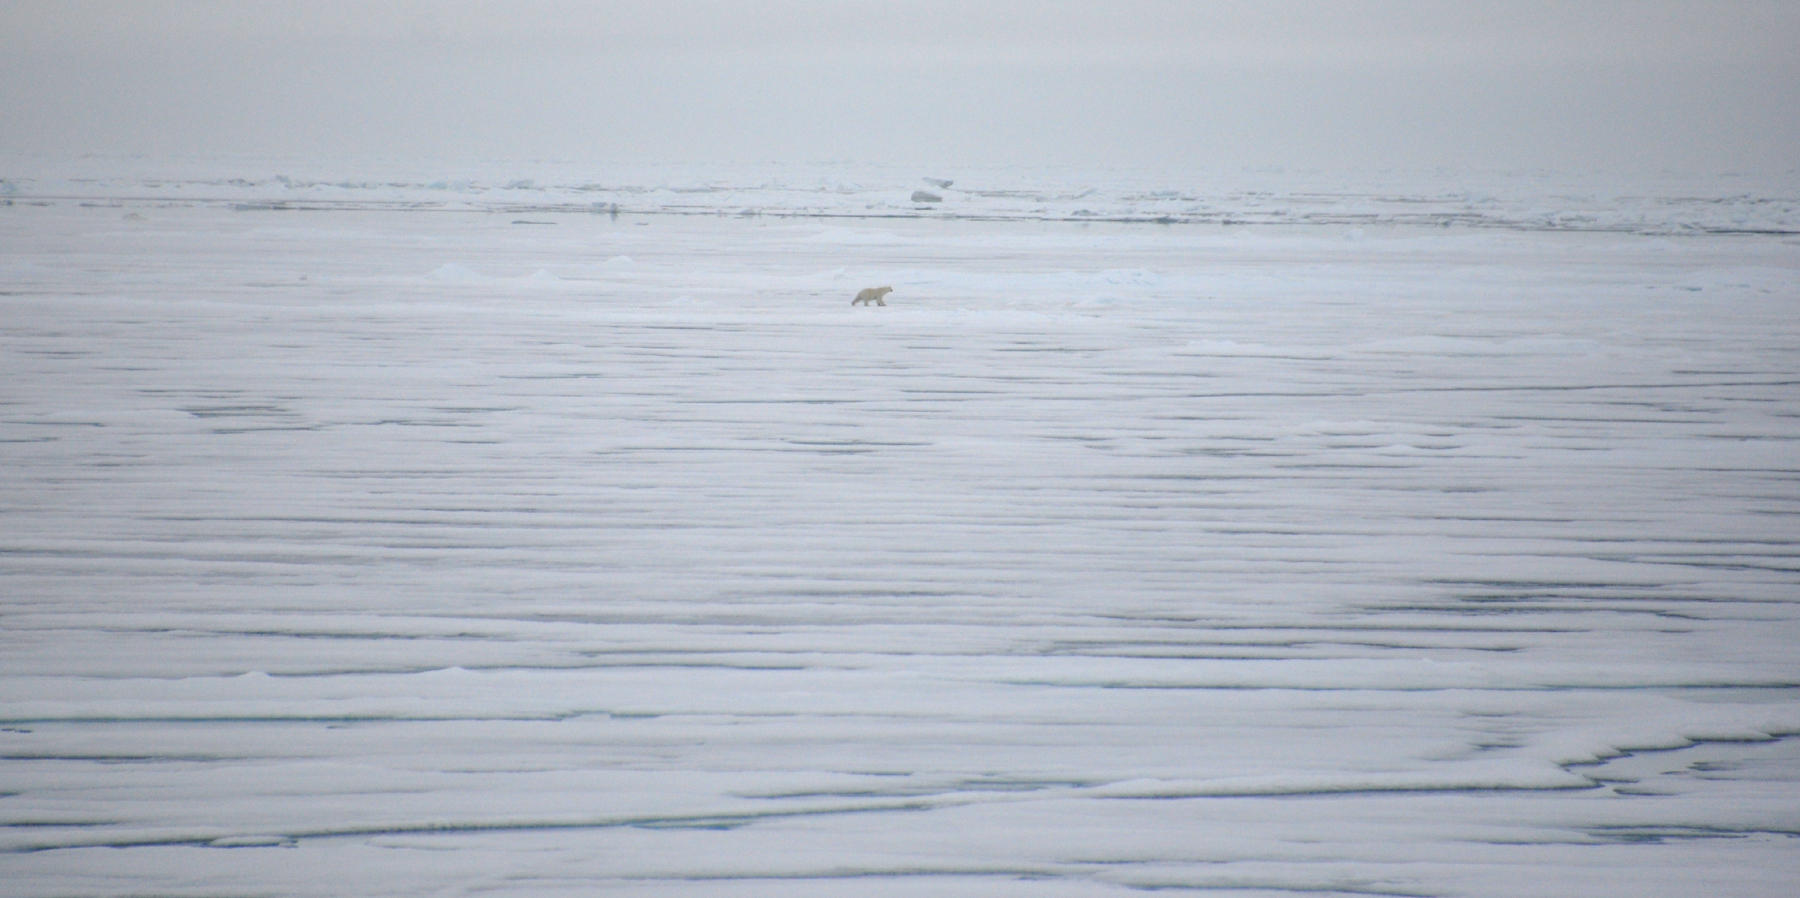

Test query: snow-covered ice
[2,159,1798,896]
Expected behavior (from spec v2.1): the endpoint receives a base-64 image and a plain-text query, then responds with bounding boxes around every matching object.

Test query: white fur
[852,286,893,306]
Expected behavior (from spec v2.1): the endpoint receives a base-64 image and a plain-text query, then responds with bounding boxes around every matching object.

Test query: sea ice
[0,157,1796,897]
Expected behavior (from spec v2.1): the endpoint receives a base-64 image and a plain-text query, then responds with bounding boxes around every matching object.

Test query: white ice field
[3,160,1799,896]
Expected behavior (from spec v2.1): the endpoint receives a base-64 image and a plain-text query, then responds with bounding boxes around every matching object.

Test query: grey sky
[4,1,1796,171]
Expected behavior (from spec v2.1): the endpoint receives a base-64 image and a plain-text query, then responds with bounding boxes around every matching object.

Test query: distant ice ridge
[425,262,481,281]
[4,154,1796,234]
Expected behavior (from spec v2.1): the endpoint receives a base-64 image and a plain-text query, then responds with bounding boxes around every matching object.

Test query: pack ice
[2,158,1798,897]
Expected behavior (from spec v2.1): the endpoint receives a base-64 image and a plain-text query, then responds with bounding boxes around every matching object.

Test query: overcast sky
[3,1,1796,171]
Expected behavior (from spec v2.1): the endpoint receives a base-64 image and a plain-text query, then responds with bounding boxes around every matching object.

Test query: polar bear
[852,286,893,306]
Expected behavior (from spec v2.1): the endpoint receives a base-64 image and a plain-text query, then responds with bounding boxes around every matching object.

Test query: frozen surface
[2,159,1799,896]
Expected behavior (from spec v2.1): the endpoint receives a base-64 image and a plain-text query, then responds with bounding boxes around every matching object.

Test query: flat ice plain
[3,159,1799,896]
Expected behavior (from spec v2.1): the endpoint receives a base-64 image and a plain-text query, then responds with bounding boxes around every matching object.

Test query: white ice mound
[806,228,902,245]
[1095,268,1160,285]
[426,263,481,281]
[1182,340,1292,357]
